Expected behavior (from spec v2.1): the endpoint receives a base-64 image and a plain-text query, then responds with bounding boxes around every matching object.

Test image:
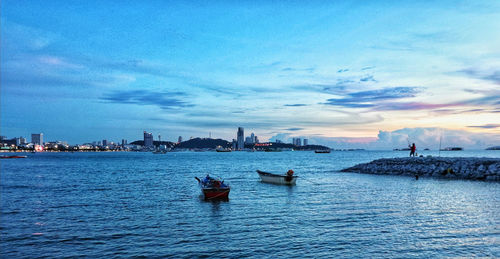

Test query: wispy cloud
[359,75,376,82]
[337,68,349,73]
[1,20,59,51]
[460,68,500,85]
[323,86,423,109]
[286,128,304,131]
[282,67,315,73]
[101,90,192,110]
[467,124,500,129]
[284,104,308,107]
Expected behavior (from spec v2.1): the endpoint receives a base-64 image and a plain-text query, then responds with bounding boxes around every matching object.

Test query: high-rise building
[245,136,252,144]
[255,136,259,143]
[20,137,27,144]
[102,139,108,146]
[178,136,183,143]
[144,131,154,147]
[31,133,43,145]
[293,138,301,146]
[232,139,237,150]
[121,139,127,146]
[237,127,244,150]
[303,139,308,146]
[250,133,256,143]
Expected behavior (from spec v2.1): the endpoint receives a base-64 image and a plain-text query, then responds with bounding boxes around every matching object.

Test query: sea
[1,150,499,258]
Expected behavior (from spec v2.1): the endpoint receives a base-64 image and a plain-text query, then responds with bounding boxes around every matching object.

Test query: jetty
[341,157,500,181]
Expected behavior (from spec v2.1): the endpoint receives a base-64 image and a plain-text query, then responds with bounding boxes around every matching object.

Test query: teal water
[1,151,499,258]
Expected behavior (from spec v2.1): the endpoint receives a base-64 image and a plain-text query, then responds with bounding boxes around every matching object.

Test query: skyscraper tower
[237,127,244,150]
[31,133,43,145]
[144,131,154,147]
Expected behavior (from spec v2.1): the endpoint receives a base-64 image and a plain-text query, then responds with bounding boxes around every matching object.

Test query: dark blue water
[1,151,499,258]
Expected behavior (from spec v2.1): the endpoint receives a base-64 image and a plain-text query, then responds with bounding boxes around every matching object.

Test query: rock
[340,157,500,181]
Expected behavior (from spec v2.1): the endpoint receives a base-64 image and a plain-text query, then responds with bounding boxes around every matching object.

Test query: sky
[1,1,500,148]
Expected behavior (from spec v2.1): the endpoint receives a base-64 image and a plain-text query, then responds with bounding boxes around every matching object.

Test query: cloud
[323,86,423,109]
[284,104,307,107]
[268,127,500,149]
[372,102,455,111]
[373,127,500,149]
[460,68,500,85]
[100,90,192,110]
[467,124,500,129]
[361,66,375,71]
[359,75,376,82]
[1,20,59,51]
[337,68,349,73]
[281,67,315,73]
[286,128,304,131]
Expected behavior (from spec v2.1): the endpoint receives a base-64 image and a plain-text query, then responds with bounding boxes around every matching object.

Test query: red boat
[195,175,230,200]
[0,155,27,159]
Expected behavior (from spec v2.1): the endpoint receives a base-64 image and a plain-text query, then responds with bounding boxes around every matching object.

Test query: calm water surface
[1,151,499,258]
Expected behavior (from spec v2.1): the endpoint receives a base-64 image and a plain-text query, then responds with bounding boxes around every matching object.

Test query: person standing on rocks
[409,143,416,157]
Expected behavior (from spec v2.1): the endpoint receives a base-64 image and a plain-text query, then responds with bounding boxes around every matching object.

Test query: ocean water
[1,150,499,258]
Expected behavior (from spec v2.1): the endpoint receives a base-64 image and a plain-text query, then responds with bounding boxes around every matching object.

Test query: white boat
[256,170,298,185]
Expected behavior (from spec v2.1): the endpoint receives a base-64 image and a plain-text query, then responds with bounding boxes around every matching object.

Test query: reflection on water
[1,151,499,258]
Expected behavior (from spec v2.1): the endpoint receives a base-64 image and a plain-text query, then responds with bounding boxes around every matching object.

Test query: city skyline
[2,1,500,148]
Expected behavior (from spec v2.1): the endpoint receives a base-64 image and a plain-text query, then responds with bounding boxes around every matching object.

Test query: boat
[216,146,231,152]
[0,155,27,159]
[195,175,230,200]
[264,148,281,152]
[314,149,331,153]
[152,150,166,154]
[256,170,298,185]
[440,147,463,151]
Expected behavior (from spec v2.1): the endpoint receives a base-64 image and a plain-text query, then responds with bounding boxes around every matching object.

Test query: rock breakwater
[341,157,500,181]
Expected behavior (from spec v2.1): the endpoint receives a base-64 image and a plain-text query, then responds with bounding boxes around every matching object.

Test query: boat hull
[202,188,230,200]
[0,155,27,159]
[257,170,297,185]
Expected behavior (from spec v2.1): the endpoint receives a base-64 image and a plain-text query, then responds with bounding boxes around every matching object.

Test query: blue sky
[2,1,500,148]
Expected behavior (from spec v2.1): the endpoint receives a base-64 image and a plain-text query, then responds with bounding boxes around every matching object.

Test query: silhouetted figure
[285,169,294,182]
[415,174,419,180]
[409,143,416,157]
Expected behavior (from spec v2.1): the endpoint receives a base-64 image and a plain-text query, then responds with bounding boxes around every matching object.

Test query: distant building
[20,137,27,145]
[245,136,252,144]
[31,133,43,145]
[144,131,154,147]
[102,140,108,146]
[178,136,183,143]
[255,136,259,143]
[237,127,244,150]
[303,139,308,146]
[232,139,237,150]
[121,139,127,146]
[293,138,301,146]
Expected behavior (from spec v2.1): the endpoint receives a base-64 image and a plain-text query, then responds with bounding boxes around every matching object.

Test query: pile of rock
[341,157,500,181]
